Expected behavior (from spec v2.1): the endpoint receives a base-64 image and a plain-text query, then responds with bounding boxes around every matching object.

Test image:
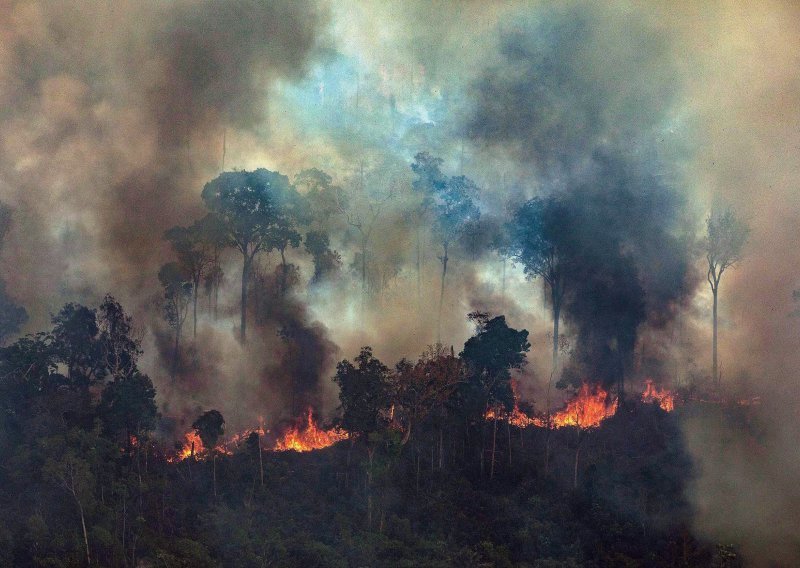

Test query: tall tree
[97,294,141,381]
[51,303,104,387]
[266,181,308,295]
[201,169,289,342]
[338,163,393,313]
[459,312,529,479]
[411,152,447,306]
[433,175,480,340]
[98,371,158,447]
[705,207,749,386]
[164,215,222,338]
[507,196,572,376]
[158,262,192,380]
[0,281,27,346]
[333,346,393,441]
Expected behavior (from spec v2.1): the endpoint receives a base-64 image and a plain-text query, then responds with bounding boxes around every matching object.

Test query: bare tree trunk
[438,428,443,471]
[280,247,287,295]
[712,284,719,387]
[240,254,250,343]
[193,277,199,339]
[437,242,449,342]
[507,418,512,468]
[172,325,180,381]
[259,440,264,487]
[490,415,497,480]
[552,294,561,374]
[573,443,581,489]
[416,225,422,311]
[77,498,90,566]
[213,454,217,498]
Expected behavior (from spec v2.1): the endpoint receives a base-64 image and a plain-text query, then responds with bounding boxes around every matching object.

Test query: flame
[273,407,349,452]
[641,379,675,411]
[170,430,204,462]
[551,383,618,429]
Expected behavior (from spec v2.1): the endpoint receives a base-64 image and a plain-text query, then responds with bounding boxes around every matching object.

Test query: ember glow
[641,379,676,411]
[274,408,349,452]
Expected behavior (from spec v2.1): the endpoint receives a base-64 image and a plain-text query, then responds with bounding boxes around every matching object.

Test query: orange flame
[273,408,349,452]
[551,383,618,429]
[170,430,204,462]
[641,379,675,411]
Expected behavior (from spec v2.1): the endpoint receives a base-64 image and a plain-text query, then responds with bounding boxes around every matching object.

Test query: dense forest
[0,294,753,567]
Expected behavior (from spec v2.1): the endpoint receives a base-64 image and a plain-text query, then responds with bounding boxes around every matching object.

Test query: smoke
[0,0,328,325]
[467,5,698,388]
[2,1,800,561]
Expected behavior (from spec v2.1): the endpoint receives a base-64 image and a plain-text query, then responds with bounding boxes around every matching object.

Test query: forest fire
[641,379,676,411]
[171,430,204,462]
[551,383,618,428]
[273,407,349,452]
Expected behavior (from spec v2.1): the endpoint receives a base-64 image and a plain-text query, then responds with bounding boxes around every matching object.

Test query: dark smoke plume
[469,6,697,389]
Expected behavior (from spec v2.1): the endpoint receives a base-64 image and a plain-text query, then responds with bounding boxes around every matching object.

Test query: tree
[192,409,225,497]
[507,196,572,376]
[338,163,394,313]
[705,207,749,386]
[201,169,290,342]
[394,344,463,447]
[333,347,392,441]
[411,152,447,305]
[192,409,225,451]
[51,303,104,386]
[44,450,95,566]
[98,371,158,446]
[266,181,308,295]
[158,262,192,379]
[304,230,341,285]
[411,154,480,340]
[295,168,344,231]
[165,215,220,338]
[460,313,529,479]
[0,281,27,346]
[97,294,141,381]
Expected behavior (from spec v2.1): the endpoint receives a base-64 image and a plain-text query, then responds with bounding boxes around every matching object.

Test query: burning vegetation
[273,407,349,452]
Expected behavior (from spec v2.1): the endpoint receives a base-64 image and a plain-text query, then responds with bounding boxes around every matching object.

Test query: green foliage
[99,371,159,442]
[334,346,393,439]
[460,314,530,417]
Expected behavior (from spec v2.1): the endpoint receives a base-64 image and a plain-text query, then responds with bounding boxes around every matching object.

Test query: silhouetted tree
[304,230,341,285]
[158,262,191,379]
[99,371,158,447]
[460,313,529,479]
[507,196,573,375]
[165,215,219,338]
[192,409,225,450]
[334,347,392,441]
[411,154,480,339]
[705,207,749,386]
[201,169,291,342]
[266,181,308,294]
[51,303,104,387]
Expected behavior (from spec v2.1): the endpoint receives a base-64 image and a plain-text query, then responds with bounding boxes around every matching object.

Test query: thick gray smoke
[468,6,698,390]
